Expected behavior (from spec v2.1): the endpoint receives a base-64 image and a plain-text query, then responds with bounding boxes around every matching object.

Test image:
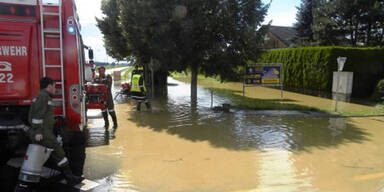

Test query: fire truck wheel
[54,116,66,137]
[13,181,32,192]
[0,139,9,167]
[0,131,9,160]
[64,131,86,176]
[0,165,19,192]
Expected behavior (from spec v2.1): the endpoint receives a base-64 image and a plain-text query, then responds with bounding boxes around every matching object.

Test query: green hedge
[256,47,384,98]
[372,78,384,101]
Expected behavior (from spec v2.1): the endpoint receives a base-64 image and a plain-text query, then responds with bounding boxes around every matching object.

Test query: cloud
[264,12,296,27]
[75,0,103,25]
[75,0,115,62]
[262,0,299,27]
[83,37,114,62]
[81,23,102,37]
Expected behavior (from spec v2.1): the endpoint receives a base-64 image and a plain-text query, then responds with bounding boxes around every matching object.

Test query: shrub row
[256,47,384,98]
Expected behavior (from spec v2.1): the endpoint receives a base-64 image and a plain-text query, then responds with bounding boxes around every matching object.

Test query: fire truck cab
[0,0,99,189]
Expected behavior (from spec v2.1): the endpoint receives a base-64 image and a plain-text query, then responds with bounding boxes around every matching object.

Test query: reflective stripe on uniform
[131,96,146,100]
[57,157,68,166]
[102,109,107,112]
[32,98,37,103]
[109,109,114,112]
[32,119,43,124]
[48,101,53,105]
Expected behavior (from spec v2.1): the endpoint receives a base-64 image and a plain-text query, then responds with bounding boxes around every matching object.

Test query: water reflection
[85,127,110,147]
[257,148,316,192]
[81,78,380,192]
[85,109,115,147]
[128,79,369,152]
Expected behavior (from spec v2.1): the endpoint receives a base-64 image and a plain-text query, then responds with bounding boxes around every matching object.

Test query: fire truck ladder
[39,0,66,117]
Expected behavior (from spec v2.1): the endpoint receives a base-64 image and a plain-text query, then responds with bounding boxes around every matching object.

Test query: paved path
[105,66,129,75]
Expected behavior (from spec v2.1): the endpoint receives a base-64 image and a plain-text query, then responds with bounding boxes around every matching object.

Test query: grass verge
[121,67,134,81]
[171,73,384,117]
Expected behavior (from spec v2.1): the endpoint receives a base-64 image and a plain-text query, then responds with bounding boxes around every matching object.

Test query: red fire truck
[0,0,104,189]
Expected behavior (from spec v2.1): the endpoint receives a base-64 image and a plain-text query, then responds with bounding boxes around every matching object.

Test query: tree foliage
[294,0,316,45]
[97,0,269,101]
[96,0,128,61]
[97,0,269,78]
[312,0,384,46]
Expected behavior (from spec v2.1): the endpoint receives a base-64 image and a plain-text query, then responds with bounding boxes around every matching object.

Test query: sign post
[243,63,284,98]
[335,57,347,112]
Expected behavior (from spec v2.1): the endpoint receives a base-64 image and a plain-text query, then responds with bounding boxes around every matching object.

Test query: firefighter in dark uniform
[94,66,118,129]
[28,77,83,185]
[131,65,140,77]
[131,67,151,111]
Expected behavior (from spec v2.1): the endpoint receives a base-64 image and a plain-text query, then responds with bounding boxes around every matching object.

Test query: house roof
[268,25,296,46]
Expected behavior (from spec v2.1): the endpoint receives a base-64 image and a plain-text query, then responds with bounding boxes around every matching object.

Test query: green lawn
[120,67,134,81]
[171,73,384,117]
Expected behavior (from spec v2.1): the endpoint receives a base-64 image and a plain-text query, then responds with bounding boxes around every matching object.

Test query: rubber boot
[61,165,84,185]
[109,111,118,129]
[136,102,141,111]
[102,111,109,129]
[145,102,151,110]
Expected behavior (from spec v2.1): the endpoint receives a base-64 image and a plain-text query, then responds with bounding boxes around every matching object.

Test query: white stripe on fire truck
[32,119,43,124]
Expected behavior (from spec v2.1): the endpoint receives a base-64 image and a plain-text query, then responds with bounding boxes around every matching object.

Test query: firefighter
[130,66,151,111]
[28,77,83,185]
[94,66,118,129]
[131,64,140,77]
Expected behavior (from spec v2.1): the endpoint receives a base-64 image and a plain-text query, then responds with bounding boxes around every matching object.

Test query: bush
[372,79,384,101]
[257,47,384,98]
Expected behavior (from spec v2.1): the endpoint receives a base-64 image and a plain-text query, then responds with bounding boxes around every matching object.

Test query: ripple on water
[85,78,374,191]
[94,172,139,192]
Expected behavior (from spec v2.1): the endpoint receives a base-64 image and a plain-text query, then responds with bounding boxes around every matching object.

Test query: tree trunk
[154,71,168,97]
[190,63,198,109]
[350,20,355,46]
[353,21,359,46]
[367,21,372,46]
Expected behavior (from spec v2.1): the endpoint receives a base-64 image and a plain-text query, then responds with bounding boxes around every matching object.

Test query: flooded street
[84,78,384,192]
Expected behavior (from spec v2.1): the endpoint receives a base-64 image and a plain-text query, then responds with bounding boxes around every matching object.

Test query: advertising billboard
[245,65,282,86]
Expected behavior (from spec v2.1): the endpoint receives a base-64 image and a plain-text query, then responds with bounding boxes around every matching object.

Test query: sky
[74,0,301,63]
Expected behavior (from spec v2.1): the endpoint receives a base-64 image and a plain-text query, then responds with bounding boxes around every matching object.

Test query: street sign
[337,57,347,71]
[245,65,282,85]
[243,63,284,98]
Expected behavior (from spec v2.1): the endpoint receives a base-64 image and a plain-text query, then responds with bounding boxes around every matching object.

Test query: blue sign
[245,66,281,85]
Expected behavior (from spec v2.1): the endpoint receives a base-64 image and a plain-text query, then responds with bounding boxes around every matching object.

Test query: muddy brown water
[83,78,384,192]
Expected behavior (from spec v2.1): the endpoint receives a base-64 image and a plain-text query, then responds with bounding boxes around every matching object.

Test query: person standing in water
[94,66,118,129]
[130,66,151,111]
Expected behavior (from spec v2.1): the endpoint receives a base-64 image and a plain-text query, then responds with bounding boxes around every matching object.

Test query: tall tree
[359,0,384,46]
[294,0,316,45]
[97,0,269,105]
[312,0,384,46]
[96,0,128,61]
[312,0,345,45]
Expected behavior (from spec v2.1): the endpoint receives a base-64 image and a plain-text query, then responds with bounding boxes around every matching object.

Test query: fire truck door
[0,22,38,100]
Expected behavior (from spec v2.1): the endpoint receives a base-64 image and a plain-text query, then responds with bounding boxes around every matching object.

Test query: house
[263,25,296,49]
